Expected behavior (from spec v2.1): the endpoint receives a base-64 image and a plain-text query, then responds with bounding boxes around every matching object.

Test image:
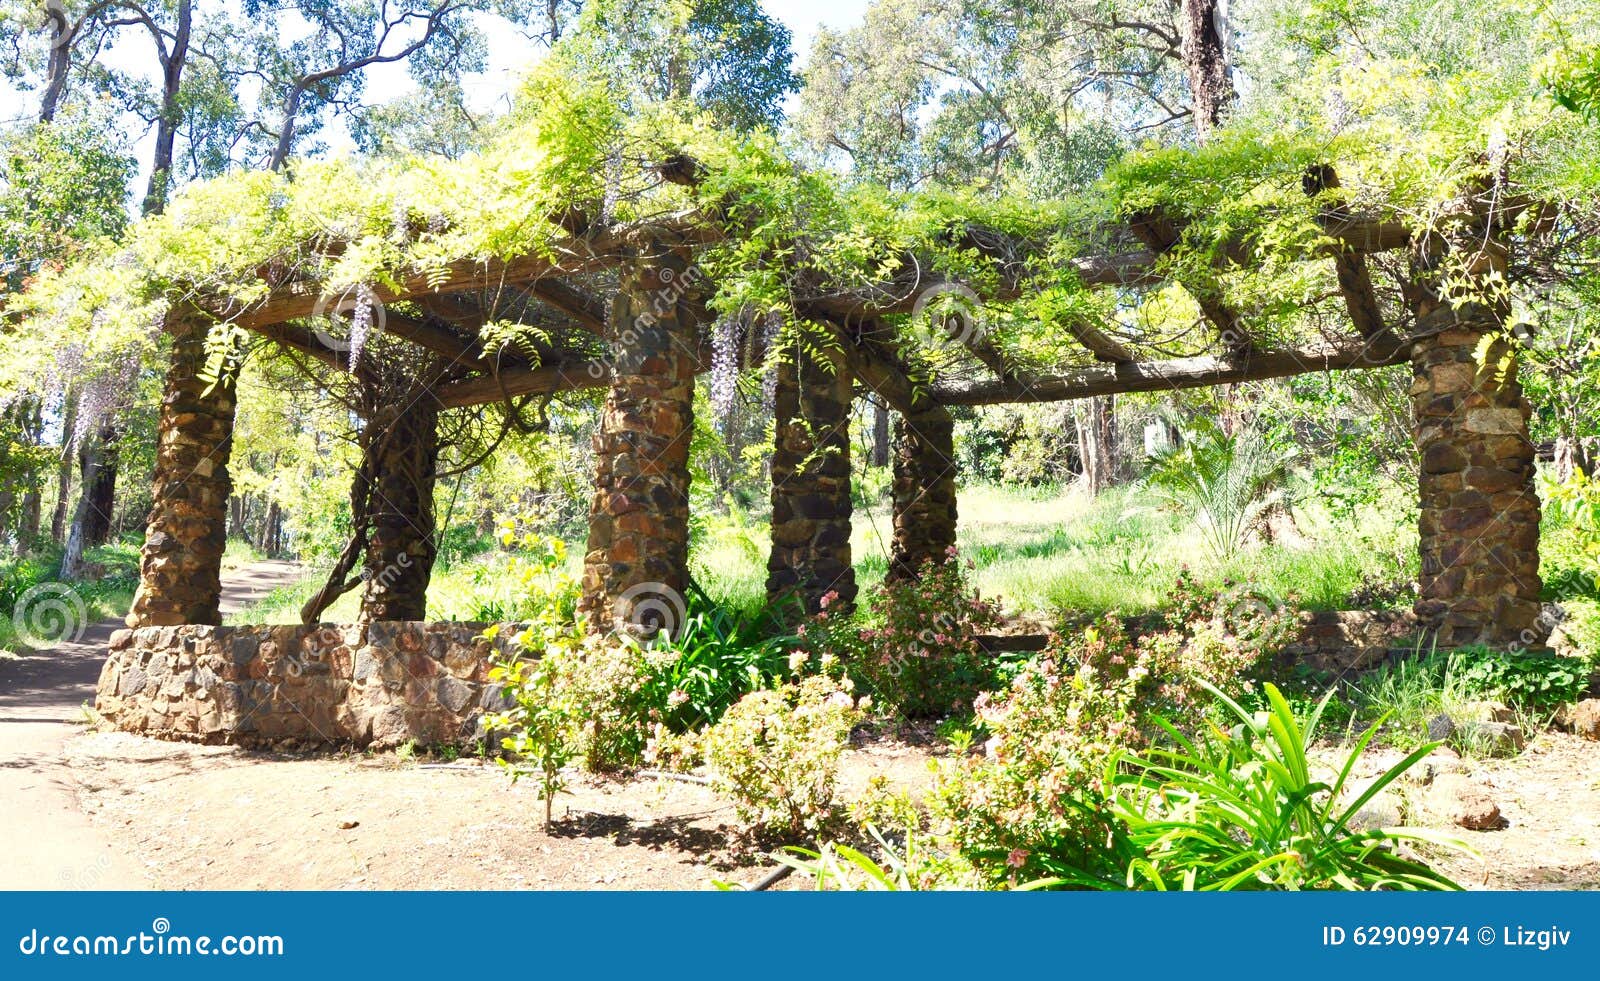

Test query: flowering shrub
[800,549,1003,718]
[703,659,865,835]
[1074,572,1300,728]
[931,643,1137,885]
[933,574,1301,884]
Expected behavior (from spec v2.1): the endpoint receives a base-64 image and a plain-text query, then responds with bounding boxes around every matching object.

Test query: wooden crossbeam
[934,338,1411,405]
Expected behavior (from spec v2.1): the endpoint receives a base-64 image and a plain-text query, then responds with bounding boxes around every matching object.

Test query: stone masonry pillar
[889,406,958,580]
[358,393,439,622]
[1409,185,1544,650]
[767,351,856,615]
[1411,323,1544,648]
[126,318,240,627]
[579,241,697,636]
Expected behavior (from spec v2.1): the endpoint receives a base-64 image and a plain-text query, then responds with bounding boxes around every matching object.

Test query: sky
[3,0,872,173]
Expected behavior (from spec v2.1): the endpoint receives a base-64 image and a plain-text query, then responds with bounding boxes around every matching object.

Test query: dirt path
[0,561,303,889]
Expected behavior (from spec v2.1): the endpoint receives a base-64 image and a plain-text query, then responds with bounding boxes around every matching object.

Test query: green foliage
[0,110,134,286]
[1451,645,1591,711]
[933,583,1301,885]
[801,551,1004,718]
[636,592,794,732]
[703,665,864,835]
[1348,644,1591,755]
[1028,685,1464,891]
[487,647,577,831]
[1144,417,1299,562]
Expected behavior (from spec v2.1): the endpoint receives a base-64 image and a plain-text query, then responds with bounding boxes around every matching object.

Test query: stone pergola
[122,161,1547,653]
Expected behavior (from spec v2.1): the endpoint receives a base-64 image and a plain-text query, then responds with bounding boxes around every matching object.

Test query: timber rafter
[205,153,1439,414]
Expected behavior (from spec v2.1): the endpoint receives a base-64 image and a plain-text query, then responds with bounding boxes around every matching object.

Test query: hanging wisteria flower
[347,283,379,372]
[760,310,783,411]
[709,314,743,429]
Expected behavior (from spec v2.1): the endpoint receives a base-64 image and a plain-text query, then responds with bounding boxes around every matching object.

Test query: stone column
[358,394,439,622]
[889,406,958,580]
[579,241,697,635]
[126,318,240,627]
[1411,321,1544,649]
[767,351,856,615]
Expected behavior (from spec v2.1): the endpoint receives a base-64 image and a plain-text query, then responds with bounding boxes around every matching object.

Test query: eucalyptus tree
[559,0,798,133]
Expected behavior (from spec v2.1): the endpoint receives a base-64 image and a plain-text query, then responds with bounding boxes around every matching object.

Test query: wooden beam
[220,217,713,330]
[934,338,1411,405]
[1304,165,1390,340]
[432,359,611,408]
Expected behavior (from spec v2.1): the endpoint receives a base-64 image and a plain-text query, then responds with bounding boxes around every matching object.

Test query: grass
[0,538,140,654]
[224,480,1421,628]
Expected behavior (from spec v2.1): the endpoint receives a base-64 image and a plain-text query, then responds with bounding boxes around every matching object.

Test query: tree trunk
[269,85,305,172]
[871,400,890,468]
[140,0,192,216]
[37,10,73,123]
[1179,0,1236,140]
[80,415,118,546]
[1074,395,1117,495]
[50,390,77,542]
[19,489,41,552]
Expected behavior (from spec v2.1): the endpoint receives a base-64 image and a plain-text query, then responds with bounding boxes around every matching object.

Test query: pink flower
[945,545,959,558]
[1006,848,1028,869]
[667,689,689,708]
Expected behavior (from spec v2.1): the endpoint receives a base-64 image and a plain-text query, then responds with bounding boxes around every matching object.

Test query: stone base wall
[1280,609,1420,676]
[95,622,523,750]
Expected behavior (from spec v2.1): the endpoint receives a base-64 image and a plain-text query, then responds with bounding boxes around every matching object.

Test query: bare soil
[59,730,941,890]
[1425,730,1600,890]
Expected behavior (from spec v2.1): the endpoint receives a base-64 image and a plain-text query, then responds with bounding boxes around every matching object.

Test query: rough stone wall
[767,352,856,615]
[95,622,522,749]
[580,243,697,635]
[1411,327,1544,648]
[126,319,239,627]
[890,407,958,580]
[360,395,440,622]
[1280,609,1421,676]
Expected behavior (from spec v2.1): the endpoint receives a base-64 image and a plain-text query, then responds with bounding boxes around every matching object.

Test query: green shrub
[800,550,1003,718]
[1451,645,1591,711]
[1027,684,1464,891]
[703,665,864,835]
[487,650,577,830]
